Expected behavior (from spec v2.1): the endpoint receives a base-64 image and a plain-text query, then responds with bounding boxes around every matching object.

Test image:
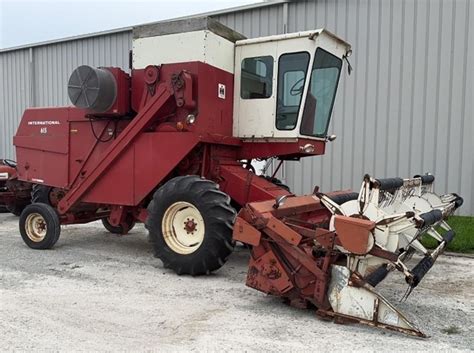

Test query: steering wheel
[290,77,305,96]
[291,76,334,98]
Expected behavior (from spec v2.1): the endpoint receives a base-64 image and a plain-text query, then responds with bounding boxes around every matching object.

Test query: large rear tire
[146,176,235,275]
[19,203,61,249]
[31,184,52,204]
[32,184,66,208]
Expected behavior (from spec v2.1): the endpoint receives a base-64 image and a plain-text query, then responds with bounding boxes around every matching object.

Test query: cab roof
[236,29,351,52]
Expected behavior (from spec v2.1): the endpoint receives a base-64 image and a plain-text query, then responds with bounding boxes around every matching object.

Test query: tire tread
[146,175,236,276]
[19,203,61,249]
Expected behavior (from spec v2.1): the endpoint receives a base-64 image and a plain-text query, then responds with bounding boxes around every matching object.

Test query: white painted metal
[24,212,47,242]
[328,265,422,334]
[133,30,235,73]
[233,30,350,139]
[323,174,458,279]
[322,175,458,335]
[162,201,205,255]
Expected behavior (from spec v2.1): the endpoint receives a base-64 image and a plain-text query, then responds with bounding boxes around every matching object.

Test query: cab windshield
[275,48,342,137]
[300,48,342,137]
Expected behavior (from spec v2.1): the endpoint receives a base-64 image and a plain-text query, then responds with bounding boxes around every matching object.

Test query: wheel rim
[162,201,205,255]
[25,212,47,242]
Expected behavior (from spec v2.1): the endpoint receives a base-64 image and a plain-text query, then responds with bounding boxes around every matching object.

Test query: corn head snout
[233,174,463,337]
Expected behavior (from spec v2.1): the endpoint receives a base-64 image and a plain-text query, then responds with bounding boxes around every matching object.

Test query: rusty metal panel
[233,217,262,246]
[266,217,302,246]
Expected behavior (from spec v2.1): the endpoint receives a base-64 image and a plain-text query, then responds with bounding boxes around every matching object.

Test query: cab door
[233,36,318,139]
[233,41,277,138]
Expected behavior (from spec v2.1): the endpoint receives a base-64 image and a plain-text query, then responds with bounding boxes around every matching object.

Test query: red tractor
[12,18,462,335]
[0,159,31,215]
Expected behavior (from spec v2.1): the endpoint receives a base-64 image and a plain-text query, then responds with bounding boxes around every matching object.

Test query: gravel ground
[0,212,473,351]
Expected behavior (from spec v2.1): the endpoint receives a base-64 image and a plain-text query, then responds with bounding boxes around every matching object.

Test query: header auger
[10,17,463,336]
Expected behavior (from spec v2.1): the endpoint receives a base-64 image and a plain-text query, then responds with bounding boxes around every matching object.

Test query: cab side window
[241,56,274,99]
[276,52,310,130]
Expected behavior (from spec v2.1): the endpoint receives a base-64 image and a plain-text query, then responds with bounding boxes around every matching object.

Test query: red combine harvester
[13,18,462,336]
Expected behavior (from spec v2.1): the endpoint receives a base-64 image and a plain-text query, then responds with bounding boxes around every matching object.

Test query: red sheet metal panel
[14,107,72,187]
[81,132,200,205]
[233,217,261,246]
[219,164,290,206]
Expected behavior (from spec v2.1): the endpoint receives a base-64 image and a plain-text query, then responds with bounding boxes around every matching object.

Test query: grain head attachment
[233,173,463,336]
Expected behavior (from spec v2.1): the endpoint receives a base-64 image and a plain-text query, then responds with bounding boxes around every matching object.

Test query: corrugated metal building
[0,0,472,215]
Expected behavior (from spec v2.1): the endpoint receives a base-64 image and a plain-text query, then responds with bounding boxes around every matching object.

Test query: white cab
[233,29,350,140]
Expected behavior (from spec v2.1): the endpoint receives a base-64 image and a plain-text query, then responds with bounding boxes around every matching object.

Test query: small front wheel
[19,203,61,249]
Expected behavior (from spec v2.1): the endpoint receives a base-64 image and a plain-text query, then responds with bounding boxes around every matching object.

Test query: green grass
[421,216,474,253]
